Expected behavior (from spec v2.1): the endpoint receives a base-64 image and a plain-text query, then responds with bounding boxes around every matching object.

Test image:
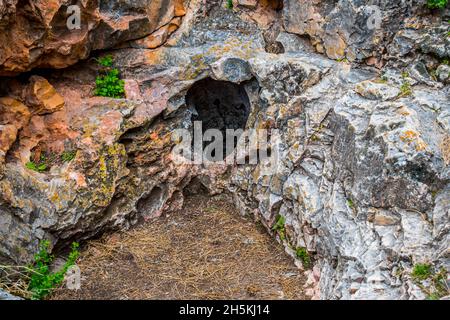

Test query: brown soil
[51,194,307,300]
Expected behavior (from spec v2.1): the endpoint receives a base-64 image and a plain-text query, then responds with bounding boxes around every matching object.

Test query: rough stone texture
[230,62,449,298]
[23,76,65,115]
[0,0,186,75]
[436,64,450,84]
[283,0,448,64]
[0,0,449,300]
[210,57,253,83]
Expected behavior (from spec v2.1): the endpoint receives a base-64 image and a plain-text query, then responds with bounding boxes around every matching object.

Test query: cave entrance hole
[185,78,251,160]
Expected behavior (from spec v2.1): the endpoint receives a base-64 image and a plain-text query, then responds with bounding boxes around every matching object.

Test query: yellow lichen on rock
[399,130,427,152]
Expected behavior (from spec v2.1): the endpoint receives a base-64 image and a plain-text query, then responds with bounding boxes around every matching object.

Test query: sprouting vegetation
[399,71,412,96]
[347,198,354,209]
[411,263,449,300]
[271,215,316,269]
[226,0,234,9]
[95,55,114,68]
[25,149,78,172]
[26,161,47,173]
[272,214,286,241]
[412,263,432,280]
[427,0,448,9]
[95,69,125,98]
[336,57,349,63]
[26,153,49,173]
[94,55,125,98]
[295,247,311,269]
[28,240,80,300]
[61,150,77,163]
[400,81,412,96]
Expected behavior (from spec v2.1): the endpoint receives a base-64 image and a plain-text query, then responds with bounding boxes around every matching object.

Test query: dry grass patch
[51,194,307,300]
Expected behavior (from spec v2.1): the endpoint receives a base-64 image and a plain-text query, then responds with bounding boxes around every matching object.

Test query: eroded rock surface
[283,0,448,65]
[0,1,449,300]
[0,0,186,75]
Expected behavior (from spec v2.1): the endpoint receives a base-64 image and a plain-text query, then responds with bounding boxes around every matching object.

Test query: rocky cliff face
[0,0,185,75]
[0,0,449,300]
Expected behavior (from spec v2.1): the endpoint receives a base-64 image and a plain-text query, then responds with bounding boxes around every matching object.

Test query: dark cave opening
[186,78,251,133]
[185,78,251,159]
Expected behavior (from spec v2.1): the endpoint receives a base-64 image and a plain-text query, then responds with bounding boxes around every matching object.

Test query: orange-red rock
[23,76,65,115]
[0,0,186,75]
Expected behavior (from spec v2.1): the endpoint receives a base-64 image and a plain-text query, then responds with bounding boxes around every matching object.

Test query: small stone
[355,80,400,101]
[210,57,253,84]
[24,76,65,115]
[373,211,400,226]
[237,0,258,9]
[0,289,22,300]
[436,64,450,84]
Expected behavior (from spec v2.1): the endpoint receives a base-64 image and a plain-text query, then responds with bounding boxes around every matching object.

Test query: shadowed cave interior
[185,78,252,158]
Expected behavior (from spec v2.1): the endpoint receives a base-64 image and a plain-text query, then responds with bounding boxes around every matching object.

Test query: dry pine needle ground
[52,194,307,300]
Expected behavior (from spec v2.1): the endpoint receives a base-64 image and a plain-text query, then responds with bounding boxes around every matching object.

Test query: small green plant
[347,198,354,209]
[441,58,450,66]
[26,161,47,173]
[226,0,233,9]
[336,57,349,63]
[411,264,449,299]
[430,268,449,298]
[96,55,114,68]
[400,80,412,96]
[61,150,77,163]
[412,263,432,280]
[427,0,448,9]
[28,240,80,300]
[25,153,48,173]
[295,247,311,269]
[272,214,286,241]
[399,71,412,96]
[94,55,125,99]
[95,68,125,98]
